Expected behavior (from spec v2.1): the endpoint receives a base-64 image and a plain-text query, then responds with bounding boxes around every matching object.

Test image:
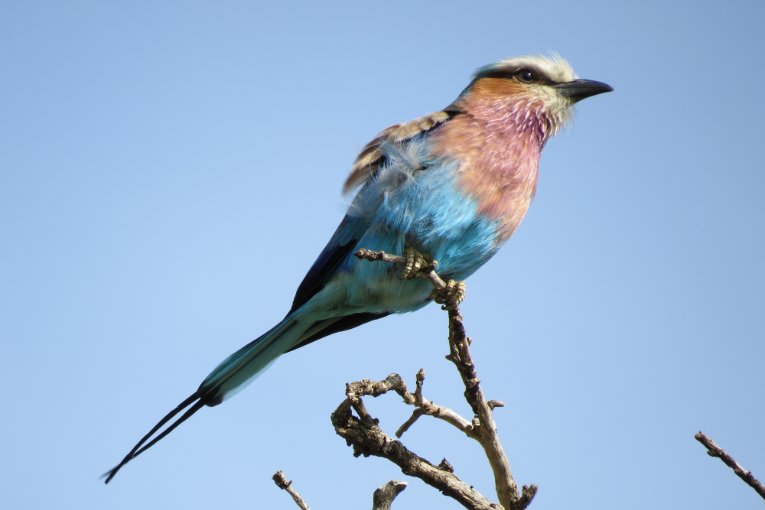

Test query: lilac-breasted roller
[105,54,612,482]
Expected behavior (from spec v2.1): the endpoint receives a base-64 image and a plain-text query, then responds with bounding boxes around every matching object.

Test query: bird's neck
[433,94,551,242]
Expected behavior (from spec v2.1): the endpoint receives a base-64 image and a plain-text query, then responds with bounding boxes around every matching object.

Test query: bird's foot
[400,247,437,280]
[431,279,466,310]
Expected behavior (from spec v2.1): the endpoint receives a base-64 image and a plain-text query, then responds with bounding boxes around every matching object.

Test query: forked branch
[331,248,536,510]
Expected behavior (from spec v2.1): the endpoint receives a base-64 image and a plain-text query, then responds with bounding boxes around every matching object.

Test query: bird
[104,54,612,482]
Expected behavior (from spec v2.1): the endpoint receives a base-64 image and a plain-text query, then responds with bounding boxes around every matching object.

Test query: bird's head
[454,54,612,140]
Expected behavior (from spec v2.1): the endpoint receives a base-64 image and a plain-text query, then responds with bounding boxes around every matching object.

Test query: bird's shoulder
[342,109,458,194]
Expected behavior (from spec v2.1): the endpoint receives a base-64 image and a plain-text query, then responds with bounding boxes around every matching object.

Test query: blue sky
[2,1,764,509]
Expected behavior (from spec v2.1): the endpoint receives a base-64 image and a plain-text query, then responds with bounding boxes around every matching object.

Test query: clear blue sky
[2,1,763,509]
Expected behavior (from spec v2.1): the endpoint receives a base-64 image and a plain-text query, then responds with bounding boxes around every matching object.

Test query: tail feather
[103,392,203,483]
[104,313,309,483]
[198,313,306,405]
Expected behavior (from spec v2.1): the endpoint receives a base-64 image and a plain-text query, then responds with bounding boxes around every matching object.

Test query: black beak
[555,79,613,102]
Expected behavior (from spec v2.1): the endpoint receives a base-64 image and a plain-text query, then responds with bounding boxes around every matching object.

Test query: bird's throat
[432,103,545,242]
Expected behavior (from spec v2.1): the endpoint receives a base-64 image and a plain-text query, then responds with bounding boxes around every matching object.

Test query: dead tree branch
[331,248,536,510]
[273,470,311,510]
[695,431,765,500]
[372,480,408,510]
[333,375,497,509]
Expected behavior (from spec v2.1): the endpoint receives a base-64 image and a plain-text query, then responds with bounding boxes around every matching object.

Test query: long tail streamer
[103,392,205,483]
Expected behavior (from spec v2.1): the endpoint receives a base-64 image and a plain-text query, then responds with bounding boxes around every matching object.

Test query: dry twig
[331,248,536,510]
[355,248,447,292]
[273,470,311,510]
[372,480,408,510]
[695,431,765,500]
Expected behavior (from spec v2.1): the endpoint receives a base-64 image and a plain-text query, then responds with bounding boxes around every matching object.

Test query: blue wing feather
[289,215,367,313]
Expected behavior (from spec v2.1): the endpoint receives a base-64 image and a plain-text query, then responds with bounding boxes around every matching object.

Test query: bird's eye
[518,69,535,83]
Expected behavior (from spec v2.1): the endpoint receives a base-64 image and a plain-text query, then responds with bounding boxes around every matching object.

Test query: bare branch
[395,408,427,438]
[332,395,497,510]
[355,248,447,294]
[372,480,407,510]
[487,400,505,410]
[695,431,765,500]
[335,248,537,510]
[398,370,475,439]
[273,470,311,510]
[445,305,536,510]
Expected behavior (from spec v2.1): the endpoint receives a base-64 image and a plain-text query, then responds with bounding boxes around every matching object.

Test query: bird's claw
[400,247,437,280]
[431,279,466,309]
